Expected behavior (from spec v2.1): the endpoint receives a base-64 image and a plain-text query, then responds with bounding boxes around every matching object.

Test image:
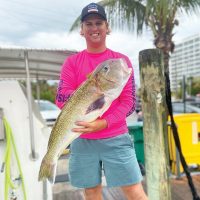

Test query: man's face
[81,14,108,48]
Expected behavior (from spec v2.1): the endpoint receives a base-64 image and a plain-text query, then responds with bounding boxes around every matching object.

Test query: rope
[2,118,27,200]
[165,72,200,200]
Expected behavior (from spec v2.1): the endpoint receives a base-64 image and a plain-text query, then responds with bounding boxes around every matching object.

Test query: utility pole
[139,49,171,200]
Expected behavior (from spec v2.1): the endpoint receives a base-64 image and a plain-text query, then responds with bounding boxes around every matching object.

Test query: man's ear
[80,30,84,36]
[80,24,84,36]
[106,22,111,35]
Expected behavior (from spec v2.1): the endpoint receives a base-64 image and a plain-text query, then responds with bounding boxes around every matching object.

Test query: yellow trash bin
[168,114,200,175]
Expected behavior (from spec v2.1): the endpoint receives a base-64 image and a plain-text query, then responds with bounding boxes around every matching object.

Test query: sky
[0,0,200,85]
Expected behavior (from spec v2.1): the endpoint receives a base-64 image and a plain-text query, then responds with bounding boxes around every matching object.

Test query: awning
[0,48,77,80]
[0,47,77,159]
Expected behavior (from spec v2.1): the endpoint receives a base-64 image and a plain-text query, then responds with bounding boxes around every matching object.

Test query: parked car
[172,102,200,114]
[137,102,200,121]
[188,101,200,108]
[35,100,61,126]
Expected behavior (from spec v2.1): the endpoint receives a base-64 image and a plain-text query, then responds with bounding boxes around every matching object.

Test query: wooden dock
[53,157,200,200]
[53,174,200,200]
[170,174,200,200]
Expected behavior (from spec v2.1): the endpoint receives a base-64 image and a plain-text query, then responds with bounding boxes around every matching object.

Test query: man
[56,2,148,200]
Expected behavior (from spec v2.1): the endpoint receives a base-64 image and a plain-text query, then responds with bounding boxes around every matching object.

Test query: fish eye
[103,66,109,71]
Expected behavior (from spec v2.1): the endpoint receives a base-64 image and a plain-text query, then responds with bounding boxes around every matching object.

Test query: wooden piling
[139,49,171,200]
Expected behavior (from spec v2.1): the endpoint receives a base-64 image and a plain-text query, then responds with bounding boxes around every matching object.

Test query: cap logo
[87,4,98,13]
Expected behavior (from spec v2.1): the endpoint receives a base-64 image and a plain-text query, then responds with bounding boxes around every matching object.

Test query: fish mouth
[104,77,118,85]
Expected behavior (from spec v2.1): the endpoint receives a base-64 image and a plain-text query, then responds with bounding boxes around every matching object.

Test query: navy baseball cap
[81,3,107,22]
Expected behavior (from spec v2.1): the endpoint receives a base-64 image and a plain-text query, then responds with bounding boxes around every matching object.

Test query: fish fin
[85,95,105,114]
[38,155,57,184]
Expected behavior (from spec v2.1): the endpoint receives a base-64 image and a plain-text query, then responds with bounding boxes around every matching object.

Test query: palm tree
[70,0,200,72]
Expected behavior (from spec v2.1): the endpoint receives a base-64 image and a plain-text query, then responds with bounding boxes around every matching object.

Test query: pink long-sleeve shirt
[55,48,136,139]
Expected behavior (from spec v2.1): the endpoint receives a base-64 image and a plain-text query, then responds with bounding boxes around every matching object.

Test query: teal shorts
[69,133,143,188]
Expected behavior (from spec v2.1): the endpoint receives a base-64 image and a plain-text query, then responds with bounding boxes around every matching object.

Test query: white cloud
[22,31,84,50]
[0,0,199,86]
[174,12,200,43]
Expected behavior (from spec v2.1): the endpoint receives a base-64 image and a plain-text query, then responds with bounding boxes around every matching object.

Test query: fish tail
[38,155,57,184]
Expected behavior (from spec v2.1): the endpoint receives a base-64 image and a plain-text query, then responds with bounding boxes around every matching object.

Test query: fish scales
[38,58,132,183]
[47,79,99,155]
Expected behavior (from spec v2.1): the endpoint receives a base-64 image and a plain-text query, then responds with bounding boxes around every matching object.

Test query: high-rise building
[169,34,200,92]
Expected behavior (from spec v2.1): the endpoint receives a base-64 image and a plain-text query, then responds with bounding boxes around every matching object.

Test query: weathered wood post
[139,49,171,200]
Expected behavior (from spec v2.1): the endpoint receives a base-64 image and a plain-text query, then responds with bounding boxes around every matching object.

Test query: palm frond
[69,16,81,32]
[178,0,200,14]
[101,0,147,34]
[69,0,200,36]
[69,0,146,34]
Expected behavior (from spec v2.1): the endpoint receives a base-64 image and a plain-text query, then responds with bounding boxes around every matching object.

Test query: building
[169,34,200,92]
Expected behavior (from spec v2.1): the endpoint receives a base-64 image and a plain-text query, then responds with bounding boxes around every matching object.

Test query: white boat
[0,81,53,200]
[0,48,76,200]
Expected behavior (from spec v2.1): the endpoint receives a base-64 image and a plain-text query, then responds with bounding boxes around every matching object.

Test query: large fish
[38,58,132,183]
